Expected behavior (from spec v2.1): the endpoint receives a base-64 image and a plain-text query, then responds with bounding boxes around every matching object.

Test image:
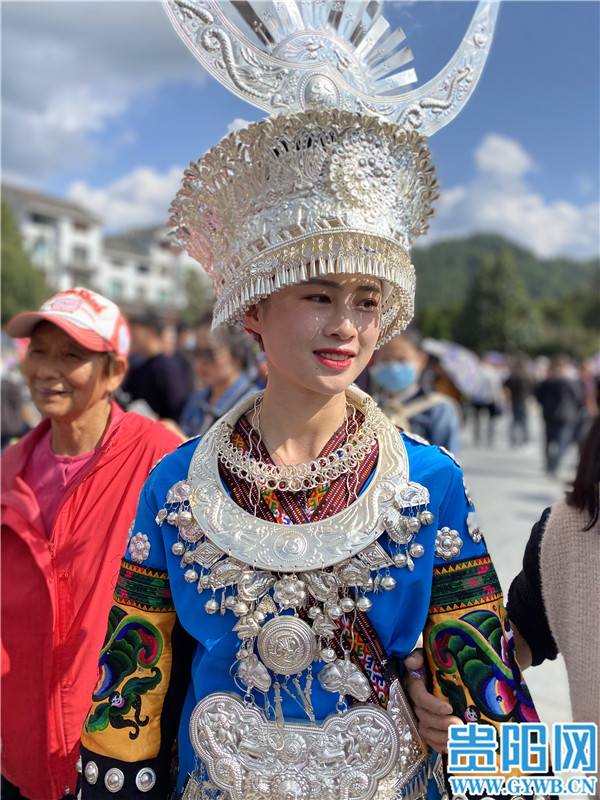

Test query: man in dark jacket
[534,354,585,475]
[121,310,194,422]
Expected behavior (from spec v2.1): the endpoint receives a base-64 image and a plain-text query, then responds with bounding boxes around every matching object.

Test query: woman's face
[244,274,382,399]
[22,322,123,424]
[193,326,241,389]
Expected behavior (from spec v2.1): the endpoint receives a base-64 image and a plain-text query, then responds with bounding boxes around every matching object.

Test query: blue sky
[2,1,599,260]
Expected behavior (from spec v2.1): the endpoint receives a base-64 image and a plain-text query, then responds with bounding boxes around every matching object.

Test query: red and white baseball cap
[6,287,130,358]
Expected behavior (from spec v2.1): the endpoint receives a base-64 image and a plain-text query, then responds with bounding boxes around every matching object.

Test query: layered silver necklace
[214,393,379,492]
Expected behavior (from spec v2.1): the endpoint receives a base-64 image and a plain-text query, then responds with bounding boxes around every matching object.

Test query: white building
[3,184,214,317]
[3,184,103,291]
[100,226,213,313]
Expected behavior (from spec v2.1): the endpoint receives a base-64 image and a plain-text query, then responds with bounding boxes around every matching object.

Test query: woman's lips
[314,350,355,370]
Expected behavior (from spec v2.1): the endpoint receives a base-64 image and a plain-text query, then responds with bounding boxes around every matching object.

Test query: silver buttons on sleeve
[104,768,125,792]
[136,768,157,792]
[84,761,98,784]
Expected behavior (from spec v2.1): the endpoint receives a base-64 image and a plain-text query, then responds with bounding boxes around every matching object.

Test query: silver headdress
[165,0,498,340]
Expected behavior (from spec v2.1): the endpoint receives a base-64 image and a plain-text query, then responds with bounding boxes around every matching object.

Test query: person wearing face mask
[370,329,461,454]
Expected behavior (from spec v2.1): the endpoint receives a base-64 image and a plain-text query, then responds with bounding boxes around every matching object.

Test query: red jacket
[1,405,181,799]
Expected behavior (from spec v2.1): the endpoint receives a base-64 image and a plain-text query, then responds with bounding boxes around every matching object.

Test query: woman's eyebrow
[303,278,382,294]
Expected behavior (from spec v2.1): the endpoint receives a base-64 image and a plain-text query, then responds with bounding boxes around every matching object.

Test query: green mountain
[412,233,599,311]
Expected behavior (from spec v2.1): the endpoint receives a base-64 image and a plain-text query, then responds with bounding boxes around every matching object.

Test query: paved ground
[456,402,577,728]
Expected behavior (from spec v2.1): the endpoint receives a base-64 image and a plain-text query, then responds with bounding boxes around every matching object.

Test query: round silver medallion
[105,768,125,792]
[257,616,317,675]
[136,768,157,792]
[84,761,98,784]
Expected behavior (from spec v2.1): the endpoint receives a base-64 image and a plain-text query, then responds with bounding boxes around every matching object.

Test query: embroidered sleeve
[79,559,195,796]
[424,554,540,750]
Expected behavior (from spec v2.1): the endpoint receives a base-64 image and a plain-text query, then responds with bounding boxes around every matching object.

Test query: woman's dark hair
[566,415,600,530]
[101,350,118,377]
[196,312,255,371]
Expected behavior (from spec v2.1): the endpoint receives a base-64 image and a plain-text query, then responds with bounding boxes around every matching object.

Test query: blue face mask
[371,362,417,394]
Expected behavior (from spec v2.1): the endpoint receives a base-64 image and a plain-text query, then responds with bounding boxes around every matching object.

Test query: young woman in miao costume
[78,2,542,798]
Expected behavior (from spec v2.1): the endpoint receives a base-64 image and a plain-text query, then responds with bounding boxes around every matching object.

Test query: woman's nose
[324,310,355,339]
[37,357,61,378]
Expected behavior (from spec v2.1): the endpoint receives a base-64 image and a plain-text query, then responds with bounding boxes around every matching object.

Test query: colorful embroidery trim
[115,559,175,612]
[429,554,502,612]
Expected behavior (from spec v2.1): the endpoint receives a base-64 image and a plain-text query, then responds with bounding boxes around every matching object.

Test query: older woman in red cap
[1,287,182,800]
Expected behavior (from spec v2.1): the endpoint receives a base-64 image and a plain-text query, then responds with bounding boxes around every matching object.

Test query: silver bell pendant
[355,595,372,612]
[204,598,219,614]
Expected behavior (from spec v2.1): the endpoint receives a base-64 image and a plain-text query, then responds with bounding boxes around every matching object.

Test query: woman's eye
[307,294,330,303]
[359,298,380,309]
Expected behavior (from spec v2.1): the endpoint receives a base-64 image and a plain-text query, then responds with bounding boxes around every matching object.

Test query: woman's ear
[108,356,128,393]
[241,304,261,337]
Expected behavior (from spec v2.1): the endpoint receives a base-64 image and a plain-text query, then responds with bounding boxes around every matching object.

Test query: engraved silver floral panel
[189,693,399,800]
[187,388,427,571]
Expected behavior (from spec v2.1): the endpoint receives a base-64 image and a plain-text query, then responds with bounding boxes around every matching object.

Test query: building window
[69,271,92,287]
[32,238,52,259]
[74,221,89,232]
[72,246,88,265]
[110,281,124,298]
[137,263,150,274]
[31,212,56,226]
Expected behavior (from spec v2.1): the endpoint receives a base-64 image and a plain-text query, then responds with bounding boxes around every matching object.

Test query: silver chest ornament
[189,693,400,800]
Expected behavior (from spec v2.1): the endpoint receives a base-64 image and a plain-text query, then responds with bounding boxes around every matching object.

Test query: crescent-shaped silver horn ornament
[163,0,498,135]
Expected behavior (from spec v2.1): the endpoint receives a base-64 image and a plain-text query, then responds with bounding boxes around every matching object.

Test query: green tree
[179,269,215,324]
[1,199,50,325]
[456,250,538,355]
[531,274,600,359]
[417,302,462,341]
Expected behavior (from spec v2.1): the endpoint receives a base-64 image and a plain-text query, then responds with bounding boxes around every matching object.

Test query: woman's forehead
[30,321,96,354]
[30,320,70,341]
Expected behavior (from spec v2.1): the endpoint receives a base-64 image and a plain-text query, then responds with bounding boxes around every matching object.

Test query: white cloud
[227,118,254,135]
[67,165,185,231]
[474,134,534,178]
[1,1,206,180]
[427,133,600,259]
